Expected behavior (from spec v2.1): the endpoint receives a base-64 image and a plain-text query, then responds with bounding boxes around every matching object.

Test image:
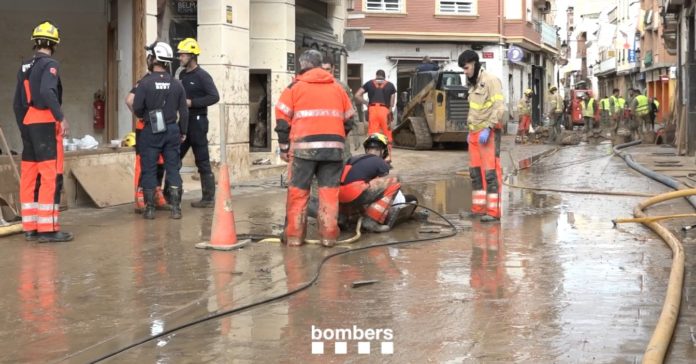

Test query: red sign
[660,74,669,81]
[482,52,494,59]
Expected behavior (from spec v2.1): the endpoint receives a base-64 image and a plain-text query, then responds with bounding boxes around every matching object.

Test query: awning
[387,56,450,62]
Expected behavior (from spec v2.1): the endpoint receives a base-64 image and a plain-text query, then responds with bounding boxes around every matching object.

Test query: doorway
[249,70,271,151]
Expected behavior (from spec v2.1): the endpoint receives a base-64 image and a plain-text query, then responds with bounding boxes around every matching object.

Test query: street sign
[507,46,524,62]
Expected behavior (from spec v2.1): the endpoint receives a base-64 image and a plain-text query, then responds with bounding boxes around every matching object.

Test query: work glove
[478,128,491,145]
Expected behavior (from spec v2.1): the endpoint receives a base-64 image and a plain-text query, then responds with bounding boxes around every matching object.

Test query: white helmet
[145,41,174,63]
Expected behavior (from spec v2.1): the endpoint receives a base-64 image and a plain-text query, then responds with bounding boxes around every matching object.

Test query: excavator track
[393,116,433,150]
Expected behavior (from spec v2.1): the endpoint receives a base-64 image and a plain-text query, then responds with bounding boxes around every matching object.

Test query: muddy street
[1,143,695,363]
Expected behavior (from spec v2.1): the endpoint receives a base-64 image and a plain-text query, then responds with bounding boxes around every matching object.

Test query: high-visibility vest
[600,98,611,111]
[654,100,660,110]
[634,95,649,116]
[581,99,595,118]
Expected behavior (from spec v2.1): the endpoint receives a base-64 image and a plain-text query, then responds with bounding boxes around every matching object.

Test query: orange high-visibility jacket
[275,68,355,161]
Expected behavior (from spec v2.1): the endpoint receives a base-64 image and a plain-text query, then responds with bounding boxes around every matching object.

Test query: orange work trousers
[20,111,63,233]
[284,155,343,244]
[468,128,502,218]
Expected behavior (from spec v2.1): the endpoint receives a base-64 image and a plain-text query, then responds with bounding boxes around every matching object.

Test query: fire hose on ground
[497,140,689,363]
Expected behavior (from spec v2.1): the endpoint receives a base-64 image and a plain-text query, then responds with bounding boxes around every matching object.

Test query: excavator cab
[392,70,469,149]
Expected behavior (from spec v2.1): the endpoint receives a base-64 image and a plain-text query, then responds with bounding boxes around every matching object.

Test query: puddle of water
[403,177,472,214]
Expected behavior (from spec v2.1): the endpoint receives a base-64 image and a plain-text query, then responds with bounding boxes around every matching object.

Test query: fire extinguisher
[93,90,105,130]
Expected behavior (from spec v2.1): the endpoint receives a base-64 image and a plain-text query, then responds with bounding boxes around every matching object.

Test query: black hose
[88,204,458,363]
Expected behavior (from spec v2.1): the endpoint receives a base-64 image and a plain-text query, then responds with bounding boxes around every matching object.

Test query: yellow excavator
[392,70,469,149]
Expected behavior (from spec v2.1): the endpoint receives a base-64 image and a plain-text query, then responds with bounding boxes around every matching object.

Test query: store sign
[226,5,233,24]
[287,53,296,72]
[628,49,636,63]
[482,52,494,59]
[507,46,524,62]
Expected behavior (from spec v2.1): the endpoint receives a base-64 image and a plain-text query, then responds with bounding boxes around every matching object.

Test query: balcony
[541,21,559,49]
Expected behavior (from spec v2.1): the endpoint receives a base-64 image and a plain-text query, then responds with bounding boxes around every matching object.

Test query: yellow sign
[226,5,233,24]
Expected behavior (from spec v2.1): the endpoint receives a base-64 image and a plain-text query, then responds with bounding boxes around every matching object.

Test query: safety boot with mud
[284,236,304,247]
[480,214,500,223]
[191,173,215,208]
[169,186,183,219]
[38,231,74,243]
[362,217,390,233]
[24,230,38,241]
[143,189,156,220]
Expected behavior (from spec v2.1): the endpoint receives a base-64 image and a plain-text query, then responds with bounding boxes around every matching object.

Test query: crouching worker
[337,133,417,232]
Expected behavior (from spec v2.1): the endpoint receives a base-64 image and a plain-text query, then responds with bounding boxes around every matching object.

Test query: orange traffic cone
[195,163,250,251]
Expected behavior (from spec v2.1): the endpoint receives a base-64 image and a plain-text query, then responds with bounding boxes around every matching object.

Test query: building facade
[346,0,560,126]
[0,0,349,207]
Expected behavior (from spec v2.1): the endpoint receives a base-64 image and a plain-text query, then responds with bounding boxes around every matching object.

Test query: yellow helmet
[31,21,60,44]
[177,38,201,55]
[123,132,136,147]
[363,133,389,158]
[524,88,534,96]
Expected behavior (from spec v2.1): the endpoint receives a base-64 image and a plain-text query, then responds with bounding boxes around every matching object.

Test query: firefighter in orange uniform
[275,50,355,247]
[13,21,73,242]
[354,69,397,162]
[459,50,504,223]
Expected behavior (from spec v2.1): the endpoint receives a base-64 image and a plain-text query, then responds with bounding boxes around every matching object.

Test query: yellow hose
[620,189,692,363]
[0,223,23,237]
[613,213,696,225]
[258,217,363,246]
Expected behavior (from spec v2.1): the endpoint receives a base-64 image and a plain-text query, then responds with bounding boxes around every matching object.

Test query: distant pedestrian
[416,56,439,72]
[516,89,533,144]
[649,96,660,130]
[547,86,563,143]
[630,89,650,141]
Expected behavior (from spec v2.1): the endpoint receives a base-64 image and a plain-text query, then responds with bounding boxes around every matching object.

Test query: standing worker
[274,50,355,247]
[12,21,73,242]
[126,76,169,212]
[547,86,563,143]
[649,96,660,131]
[354,70,396,162]
[516,89,533,144]
[176,38,220,208]
[599,94,612,135]
[630,89,650,141]
[459,50,504,223]
[133,41,188,220]
[580,93,596,134]
[609,88,625,135]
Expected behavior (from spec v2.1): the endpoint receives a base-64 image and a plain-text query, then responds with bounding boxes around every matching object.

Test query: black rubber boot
[24,230,39,241]
[38,231,74,243]
[191,173,215,208]
[169,186,182,219]
[143,189,156,220]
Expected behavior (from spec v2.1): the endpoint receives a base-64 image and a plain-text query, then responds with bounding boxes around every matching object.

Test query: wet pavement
[1,138,696,363]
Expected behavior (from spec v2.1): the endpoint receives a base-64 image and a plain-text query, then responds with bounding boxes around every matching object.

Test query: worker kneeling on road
[330,133,416,232]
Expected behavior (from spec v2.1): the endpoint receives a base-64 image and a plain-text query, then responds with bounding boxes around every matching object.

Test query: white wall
[0,0,107,151]
[118,0,134,140]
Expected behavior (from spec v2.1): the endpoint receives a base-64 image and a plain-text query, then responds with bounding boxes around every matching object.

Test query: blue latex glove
[478,128,491,144]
